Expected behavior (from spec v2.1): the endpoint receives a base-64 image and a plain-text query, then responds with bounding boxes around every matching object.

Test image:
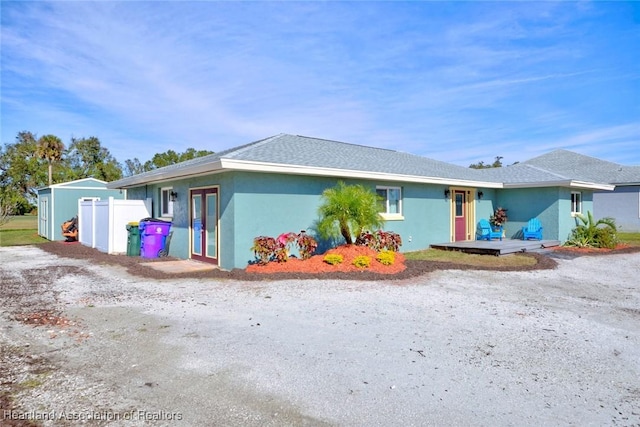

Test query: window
[376,186,403,219]
[160,187,174,217]
[571,191,582,215]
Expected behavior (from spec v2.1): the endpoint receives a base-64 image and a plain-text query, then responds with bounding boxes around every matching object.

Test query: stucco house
[107,134,615,270]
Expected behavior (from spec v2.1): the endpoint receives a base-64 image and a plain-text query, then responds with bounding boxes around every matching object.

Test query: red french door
[190,188,218,264]
[454,190,467,241]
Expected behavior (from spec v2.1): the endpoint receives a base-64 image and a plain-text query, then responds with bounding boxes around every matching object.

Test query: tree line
[0,131,213,215]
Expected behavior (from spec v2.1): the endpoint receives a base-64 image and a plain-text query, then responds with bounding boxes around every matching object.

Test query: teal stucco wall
[125,171,461,269]
[123,171,589,269]
[494,187,593,241]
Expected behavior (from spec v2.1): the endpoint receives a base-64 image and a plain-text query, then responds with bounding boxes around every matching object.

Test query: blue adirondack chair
[522,218,543,240]
[477,219,503,241]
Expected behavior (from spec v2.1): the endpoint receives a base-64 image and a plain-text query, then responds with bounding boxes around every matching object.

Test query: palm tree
[317,181,385,245]
[36,135,65,185]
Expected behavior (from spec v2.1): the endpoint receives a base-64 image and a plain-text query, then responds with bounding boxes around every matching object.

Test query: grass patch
[0,230,48,247]
[404,248,537,267]
[618,232,640,247]
[0,215,46,246]
[0,215,38,231]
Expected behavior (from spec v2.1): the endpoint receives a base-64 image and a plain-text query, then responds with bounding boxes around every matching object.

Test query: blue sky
[2,1,639,167]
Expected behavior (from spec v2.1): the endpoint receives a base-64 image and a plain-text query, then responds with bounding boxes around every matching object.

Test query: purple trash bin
[139,219,172,258]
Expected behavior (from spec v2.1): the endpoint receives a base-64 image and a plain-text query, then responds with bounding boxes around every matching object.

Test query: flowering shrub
[490,207,508,227]
[352,255,371,269]
[323,254,344,265]
[376,250,395,266]
[251,236,278,265]
[274,232,297,262]
[296,231,318,260]
[251,231,318,264]
[355,230,402,252]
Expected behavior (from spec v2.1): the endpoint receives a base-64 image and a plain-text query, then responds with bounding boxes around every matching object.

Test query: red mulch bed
[246,245,406,275]
[37,241,566,281]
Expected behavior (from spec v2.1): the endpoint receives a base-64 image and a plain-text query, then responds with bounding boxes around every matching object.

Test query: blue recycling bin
[139,218,172,258]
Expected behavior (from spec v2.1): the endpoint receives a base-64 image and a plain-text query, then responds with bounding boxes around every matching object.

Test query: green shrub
[323,254,344,265]
[594,227,618,249]
[376,250,395,266]
[352,255,371,269]
[565,211,618,249]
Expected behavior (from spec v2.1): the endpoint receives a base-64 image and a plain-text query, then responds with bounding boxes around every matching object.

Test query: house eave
[503,180,615,191]
[220,159,503,188]
[107,160,225,189]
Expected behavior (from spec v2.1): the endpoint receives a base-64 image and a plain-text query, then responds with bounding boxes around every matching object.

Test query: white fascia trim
[37,178,108,190]
[107,160,224,189]
[220,159,503,188]
[503,180,615,191]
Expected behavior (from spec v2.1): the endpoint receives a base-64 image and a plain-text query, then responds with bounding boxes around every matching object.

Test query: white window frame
[160,187,174,218]
[376,186,404,220]
[571,191,582,216]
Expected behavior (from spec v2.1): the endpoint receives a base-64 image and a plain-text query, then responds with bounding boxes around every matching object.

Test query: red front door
[454,190,466,241]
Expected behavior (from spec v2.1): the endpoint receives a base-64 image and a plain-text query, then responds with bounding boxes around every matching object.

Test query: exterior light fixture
[170,191,178,202]
[444,189,451,198]
[478,191,484,199]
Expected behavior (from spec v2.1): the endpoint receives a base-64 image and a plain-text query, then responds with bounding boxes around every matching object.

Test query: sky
[1,1,639,168]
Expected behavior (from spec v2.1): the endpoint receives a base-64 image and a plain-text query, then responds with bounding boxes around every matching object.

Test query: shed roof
[36,177,109,192]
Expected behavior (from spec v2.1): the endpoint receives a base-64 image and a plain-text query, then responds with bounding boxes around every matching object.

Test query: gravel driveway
[1,246,639,426]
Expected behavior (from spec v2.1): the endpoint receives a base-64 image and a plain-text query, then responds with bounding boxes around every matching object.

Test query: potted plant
[490,207,508,234]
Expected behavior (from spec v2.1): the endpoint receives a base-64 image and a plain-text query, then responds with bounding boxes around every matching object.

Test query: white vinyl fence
[79,197,152,254]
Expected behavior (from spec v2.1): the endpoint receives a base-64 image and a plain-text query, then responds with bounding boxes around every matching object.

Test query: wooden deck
[430,239,561,256]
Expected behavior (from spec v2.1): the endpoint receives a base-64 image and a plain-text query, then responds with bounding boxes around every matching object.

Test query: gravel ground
[1,245,639,426]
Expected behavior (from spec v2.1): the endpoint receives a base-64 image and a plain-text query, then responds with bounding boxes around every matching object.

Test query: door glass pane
[192,194,202,255]
[206,193,217,258]
[455,193,463,216]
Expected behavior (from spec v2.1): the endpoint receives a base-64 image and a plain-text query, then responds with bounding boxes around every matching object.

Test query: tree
[469,156,504,169]
[123,158,145,177]
[64,136,122,182]
[317,181,385,245]
[123,148,214,177]
[36,134,65,185]
[0,199,13,227]
[0,131,46,212]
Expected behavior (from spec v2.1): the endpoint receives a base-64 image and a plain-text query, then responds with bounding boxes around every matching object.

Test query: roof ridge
[522,163,569,180]
[293,134,399,153]
[222,134,285,158]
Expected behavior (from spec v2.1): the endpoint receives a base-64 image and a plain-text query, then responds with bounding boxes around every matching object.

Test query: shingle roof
[494,149,640,185]
[224,134,487,181]
[108,134,497,188]
[107,135,635,190]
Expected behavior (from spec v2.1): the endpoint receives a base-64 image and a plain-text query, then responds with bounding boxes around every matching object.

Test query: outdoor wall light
[478,191,484,199]
[170,191,178,202]
[444,189,451,199]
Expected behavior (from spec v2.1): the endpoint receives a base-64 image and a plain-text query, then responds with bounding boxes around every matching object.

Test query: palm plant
[317,181,384,245]
[36,135,65,185]
[565,211,618,249]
